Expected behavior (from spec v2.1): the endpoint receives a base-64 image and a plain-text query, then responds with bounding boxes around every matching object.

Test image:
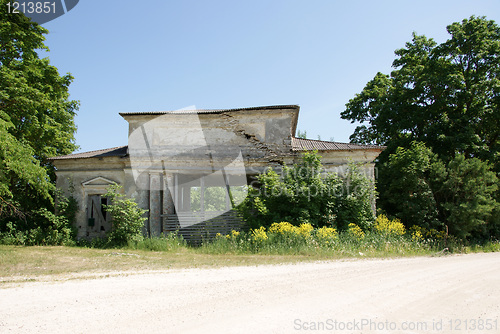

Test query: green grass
[0,244,321,285]
[1,228,498,285]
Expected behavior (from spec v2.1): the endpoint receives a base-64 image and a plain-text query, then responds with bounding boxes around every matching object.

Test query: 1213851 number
[6,1,56,14]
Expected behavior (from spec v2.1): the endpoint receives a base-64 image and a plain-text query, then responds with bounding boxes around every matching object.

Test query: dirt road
[1,253,499,333]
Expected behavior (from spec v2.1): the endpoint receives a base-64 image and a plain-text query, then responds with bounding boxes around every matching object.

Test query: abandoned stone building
[50,105,384,240]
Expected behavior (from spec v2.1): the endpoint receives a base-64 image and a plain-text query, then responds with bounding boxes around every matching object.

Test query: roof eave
[118,104,300,117]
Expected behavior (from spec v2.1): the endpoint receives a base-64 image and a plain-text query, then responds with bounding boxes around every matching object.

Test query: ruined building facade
[51,105,383,239]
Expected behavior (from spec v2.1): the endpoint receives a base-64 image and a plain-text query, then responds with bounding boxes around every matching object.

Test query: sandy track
[1,253,499,333]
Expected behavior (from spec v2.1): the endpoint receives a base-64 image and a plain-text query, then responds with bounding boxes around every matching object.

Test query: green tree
[341,16,500,170]
[377,142,441,230]
[431,154,499,238]
[380,142,498,238]
[296,129,307,139]
[0,1,78,218]
[341,16,500,237]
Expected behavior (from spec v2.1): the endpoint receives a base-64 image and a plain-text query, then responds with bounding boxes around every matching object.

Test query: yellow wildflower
[269,222,295,234]
[409,226,422,240]
[374,214,405,236]
[317,226,338,240]
[297,223,314,238]
[251,226,268,242]
[348,223,365,240]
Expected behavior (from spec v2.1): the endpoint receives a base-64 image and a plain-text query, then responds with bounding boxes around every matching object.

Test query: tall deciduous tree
[341,16,500,170]
[341,16,500,237]
[0,0,79,217]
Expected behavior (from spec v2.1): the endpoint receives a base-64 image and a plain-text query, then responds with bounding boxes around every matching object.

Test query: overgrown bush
[0,190,77,246]
[315,226,338,246]
[238,151,376,231]
[103,184,148,246]
[377,142,441,230]
[431,154,499,238]
[378,141,499,238]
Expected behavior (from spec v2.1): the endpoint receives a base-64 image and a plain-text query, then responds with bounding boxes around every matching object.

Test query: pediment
[82,176,117,187]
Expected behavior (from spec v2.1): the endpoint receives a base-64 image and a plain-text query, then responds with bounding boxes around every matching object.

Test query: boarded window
[87,195,112,232]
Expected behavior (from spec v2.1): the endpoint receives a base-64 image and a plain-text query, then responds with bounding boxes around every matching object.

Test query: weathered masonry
[51,105,384,240]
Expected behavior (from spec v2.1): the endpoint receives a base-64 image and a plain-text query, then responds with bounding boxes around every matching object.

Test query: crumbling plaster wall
[54,157,129,238]
[121,107,298,168]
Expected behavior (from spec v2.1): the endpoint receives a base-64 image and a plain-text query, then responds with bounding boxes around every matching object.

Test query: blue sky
[41,0,500,153]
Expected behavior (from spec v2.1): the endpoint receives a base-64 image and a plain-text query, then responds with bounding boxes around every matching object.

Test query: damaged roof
[291,137,383,151]
[50,138,383,161]
[119,105,301,140]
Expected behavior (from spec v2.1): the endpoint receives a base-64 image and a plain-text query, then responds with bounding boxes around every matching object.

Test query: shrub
[296,223,314,238]
[103,184,148,246]
[409,225,424,241]
[238,151,376,231]
[377,142,441,230]
[379,141,499,238]
[334,163,376,231]
[269,221,295,234]
[431,154,499,238]
[268,221,314,238]
[0,191,77,246]
[202,221,439,256]
[409,225,447,241]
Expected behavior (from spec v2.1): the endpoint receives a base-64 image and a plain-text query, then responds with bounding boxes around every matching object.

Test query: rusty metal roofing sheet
[292,137,383,151]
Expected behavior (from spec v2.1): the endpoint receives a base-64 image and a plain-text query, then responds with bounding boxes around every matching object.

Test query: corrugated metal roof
[292,137,383,151]
[49,146,128,160]
[119,105,300,116]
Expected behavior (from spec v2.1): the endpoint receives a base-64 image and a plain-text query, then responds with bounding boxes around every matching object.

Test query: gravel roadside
[1,253,499,333]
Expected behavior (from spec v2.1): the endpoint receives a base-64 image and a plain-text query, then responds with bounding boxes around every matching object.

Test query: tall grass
[74,218,498,258]
[200,230,436,257]
[4,216,498,259]
[127,232,187,251]
[75,232,187,252]
[71,226,497,258]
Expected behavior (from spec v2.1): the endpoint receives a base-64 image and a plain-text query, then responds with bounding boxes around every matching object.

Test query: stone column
[182,184,191,212]
[149,173,162,237]
[163,173,175,230]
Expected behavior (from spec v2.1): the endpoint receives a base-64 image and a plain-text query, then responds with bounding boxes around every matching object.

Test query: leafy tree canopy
[0,1,79,217]
[341,16,500,169]
[342,16,500,238]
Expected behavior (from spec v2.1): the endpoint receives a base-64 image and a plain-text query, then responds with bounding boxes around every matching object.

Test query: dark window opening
[100,197,108,221]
